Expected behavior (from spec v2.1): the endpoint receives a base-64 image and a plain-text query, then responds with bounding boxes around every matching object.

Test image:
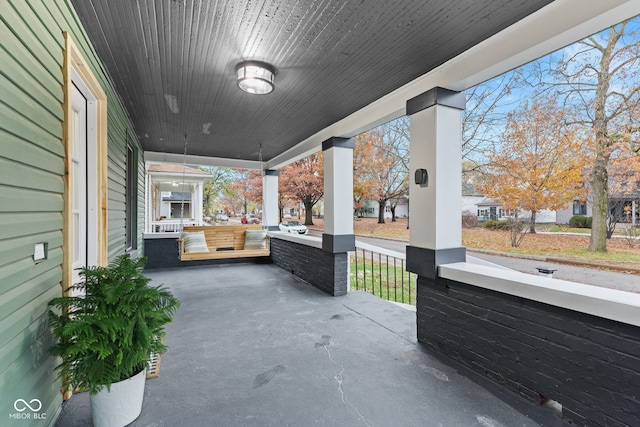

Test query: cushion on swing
[244,229,268,250]
[181,231,209,253]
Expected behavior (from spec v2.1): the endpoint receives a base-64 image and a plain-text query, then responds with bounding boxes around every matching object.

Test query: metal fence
[350,242,416,305]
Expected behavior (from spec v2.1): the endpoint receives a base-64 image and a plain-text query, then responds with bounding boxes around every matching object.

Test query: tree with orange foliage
[228,169,263,215]
[355,126,409,224]
[279,153,324,226]
[478,98,586,234]
[353,134,376,217]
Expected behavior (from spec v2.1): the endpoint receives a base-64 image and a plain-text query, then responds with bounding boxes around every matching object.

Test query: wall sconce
[414,168,429,187]
[236,61,275,95]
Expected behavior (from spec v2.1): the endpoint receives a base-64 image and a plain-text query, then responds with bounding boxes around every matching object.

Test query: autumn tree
[200,166,234,217]
[463,70,531,178]
[278,192,297,221]
[353,133,376,217]
[478,98,586,234]
[380,118,410,222]
[354,123,409,224]
[279,153,324,226]
[536,20,640,251]
[228,169,262,215]
[218,193,241,217]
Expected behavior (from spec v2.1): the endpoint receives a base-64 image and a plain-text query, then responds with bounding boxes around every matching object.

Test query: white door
[71,84,88,291]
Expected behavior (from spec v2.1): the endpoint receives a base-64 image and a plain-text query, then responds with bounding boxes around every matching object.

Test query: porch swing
[176,137,270,261]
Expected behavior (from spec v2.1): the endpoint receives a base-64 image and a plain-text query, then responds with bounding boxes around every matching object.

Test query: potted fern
[48,254,180,427]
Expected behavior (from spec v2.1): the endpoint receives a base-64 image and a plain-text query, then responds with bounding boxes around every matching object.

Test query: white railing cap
[440,262,640,327]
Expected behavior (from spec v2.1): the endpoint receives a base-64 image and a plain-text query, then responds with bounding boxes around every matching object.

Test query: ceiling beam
[145,152,263,170]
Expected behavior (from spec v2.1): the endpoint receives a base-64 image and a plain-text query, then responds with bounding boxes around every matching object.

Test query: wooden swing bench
[178,225,270,261]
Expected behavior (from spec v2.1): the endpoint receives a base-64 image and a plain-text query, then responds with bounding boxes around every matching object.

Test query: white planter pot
[90,369,146,427]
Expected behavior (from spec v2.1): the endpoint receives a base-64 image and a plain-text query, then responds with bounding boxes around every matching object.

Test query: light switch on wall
[34,242,47,263]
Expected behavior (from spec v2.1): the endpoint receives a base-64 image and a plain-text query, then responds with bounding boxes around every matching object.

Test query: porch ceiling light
[236,61,275,95]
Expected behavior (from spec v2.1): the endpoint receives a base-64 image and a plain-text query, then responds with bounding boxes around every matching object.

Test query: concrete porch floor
[54,263,564,427]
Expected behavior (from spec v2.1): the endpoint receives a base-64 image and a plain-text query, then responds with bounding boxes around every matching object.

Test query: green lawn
[350,255,416,305]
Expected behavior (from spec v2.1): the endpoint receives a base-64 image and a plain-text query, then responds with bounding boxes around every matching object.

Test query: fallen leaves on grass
[309,217,640,266]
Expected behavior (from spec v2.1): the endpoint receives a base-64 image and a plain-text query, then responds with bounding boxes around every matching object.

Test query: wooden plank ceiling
[71,0,554,162]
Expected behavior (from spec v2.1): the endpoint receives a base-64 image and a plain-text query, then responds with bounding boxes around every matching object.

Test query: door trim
[62,34,108,292]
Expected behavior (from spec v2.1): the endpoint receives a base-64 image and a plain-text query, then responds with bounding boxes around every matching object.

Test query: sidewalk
[468,247,640,274]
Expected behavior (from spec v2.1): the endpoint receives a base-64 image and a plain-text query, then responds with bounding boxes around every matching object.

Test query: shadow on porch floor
[54,263,562,427]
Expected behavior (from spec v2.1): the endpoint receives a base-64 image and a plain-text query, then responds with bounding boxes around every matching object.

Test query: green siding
[1,129,65,173]
[0,1,145,425]
[137,147,146,253]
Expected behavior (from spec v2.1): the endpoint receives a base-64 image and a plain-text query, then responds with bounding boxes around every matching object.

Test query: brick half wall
[417,275,640,426]
[270,237,348,296]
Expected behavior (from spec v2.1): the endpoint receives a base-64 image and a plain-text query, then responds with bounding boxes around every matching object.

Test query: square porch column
[145,170,152,233]
[194,182,204,223]
[406,87,466,279]
[262,170,280,231]
[322,137,355,253]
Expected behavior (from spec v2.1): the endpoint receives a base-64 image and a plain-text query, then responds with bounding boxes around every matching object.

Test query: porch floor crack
[303,327,372,427]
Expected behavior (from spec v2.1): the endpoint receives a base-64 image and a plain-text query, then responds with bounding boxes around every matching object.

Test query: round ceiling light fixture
[236,61,275,95]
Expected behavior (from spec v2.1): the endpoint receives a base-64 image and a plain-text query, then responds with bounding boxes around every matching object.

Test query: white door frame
[63,34,108,297]
[70,72,99,269]
[69,83,88,288]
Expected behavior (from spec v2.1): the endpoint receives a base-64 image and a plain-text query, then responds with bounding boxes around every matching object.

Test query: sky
[460,13,640,165]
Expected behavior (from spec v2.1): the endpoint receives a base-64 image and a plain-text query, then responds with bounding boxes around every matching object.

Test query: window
[573,200,587,215]
[126,144,137,250]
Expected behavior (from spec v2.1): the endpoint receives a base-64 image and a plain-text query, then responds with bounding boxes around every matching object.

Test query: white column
[145,172,151,233]
[194,182,203,223]
[406,87,466,278]
[262,170,279,230]
[322,137,355,252]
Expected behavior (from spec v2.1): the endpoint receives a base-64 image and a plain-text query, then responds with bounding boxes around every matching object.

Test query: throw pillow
[244,230,267,250]
[182,231,209,253]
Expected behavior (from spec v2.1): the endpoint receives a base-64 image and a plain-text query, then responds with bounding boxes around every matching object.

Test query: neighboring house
[145,163,212,233]
[388,196,409,218]
[610,196,640,225]
[358,199,377,217]
[358,197,408,219]
[462,184,556,223]
[161,192,192,219]
[461,183,484,215]
[475,197,556,223]
[609,172,640,225]
[556,199,592,224]
[557,196,639,225]
[557,170,640,225]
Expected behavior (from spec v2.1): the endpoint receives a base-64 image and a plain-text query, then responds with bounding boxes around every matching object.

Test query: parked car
[279,221,308,234]
[216,214,229,221]
[241,214,260,224]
